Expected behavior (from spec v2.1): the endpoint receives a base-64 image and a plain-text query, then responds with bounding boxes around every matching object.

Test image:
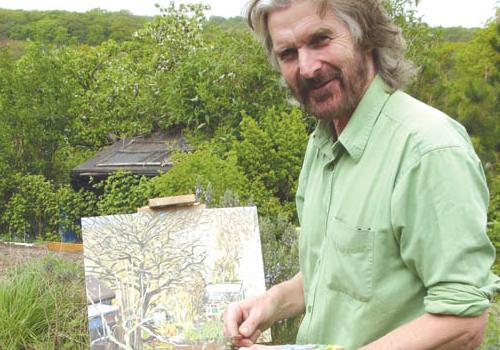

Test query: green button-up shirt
[295,75,500,350]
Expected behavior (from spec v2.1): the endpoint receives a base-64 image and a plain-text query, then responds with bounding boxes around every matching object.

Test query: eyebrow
[310,27,334,39]
[274,26,334,51]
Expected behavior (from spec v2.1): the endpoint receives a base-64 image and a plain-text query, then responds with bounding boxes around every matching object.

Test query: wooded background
[0,1,498,277]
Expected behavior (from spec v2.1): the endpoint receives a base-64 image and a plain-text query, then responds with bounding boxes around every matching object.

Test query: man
[224,0,500,349]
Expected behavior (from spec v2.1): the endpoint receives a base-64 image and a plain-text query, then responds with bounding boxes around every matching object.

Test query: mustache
[299,68,342,93]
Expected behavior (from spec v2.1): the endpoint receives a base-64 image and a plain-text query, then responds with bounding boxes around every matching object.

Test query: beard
[288,50,370,121]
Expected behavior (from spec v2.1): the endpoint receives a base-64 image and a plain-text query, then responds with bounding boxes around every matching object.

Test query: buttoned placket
[303,140,343,337]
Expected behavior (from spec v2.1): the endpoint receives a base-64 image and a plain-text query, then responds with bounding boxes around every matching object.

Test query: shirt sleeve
[391,146,500,317]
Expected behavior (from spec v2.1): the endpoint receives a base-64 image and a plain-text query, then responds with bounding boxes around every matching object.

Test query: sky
[0,0,497,28]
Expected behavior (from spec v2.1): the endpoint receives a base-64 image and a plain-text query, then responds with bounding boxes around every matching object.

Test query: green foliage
[1,174,96,241]
[479,301,500,350]
[65,3,212,150]
[0,8,149,45]
[57,186,97,237]
[151,147,250,206]
[66,40,157,149]
[440,27,477,42]
[0,43,79,180]
[0,255,88,349]
[411,20,499,165]
[136,2,209,72]
[259,215,302,343]
[487,171,500,274]
[2,174,59,241]
[95,171,155,215]
[384,0,441,73]
[157,24,288,131]
[233,108,309,220]
[207,16,246,30]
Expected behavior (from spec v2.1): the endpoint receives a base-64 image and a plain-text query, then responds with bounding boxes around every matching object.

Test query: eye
[279,48,297,62]
[312,35,331,46]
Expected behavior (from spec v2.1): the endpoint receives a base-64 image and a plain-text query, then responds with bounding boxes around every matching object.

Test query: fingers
[224,295,274,348]
[223,299,265,348]
[249,329,262,344]
[232,329,261,348]
[223,302,245,337]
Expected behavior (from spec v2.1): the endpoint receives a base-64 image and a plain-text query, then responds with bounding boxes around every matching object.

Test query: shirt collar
[312,74,392,163]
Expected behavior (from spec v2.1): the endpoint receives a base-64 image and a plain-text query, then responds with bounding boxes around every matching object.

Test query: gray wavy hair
[245,0,417,90]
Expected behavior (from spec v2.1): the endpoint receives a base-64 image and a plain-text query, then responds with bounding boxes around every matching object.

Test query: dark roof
[71,132,188,179]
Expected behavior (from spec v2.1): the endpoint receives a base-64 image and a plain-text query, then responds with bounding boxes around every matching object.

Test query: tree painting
[82,207,268,349]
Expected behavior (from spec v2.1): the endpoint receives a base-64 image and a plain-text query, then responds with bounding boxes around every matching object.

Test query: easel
[137,194,206,213]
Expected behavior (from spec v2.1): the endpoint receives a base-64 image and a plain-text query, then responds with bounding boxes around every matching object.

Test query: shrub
[151,146,250,206]
[94,170,155,215]
[233,107,309,220]
[486,170,500,274]
[2,174,59,241]
[1,174,97,241]
[259,215,302,344]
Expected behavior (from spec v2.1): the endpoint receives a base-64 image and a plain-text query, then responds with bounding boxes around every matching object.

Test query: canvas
[82,206,269,350]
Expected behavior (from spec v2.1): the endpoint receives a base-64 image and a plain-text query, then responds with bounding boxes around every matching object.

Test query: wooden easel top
[137,194,206,213]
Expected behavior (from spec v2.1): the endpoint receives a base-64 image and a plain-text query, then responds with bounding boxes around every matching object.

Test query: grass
[0,255,89,349]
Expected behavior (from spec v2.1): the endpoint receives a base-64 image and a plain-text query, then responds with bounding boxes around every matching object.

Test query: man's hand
[223,293,277,347]
[223,273,305,348]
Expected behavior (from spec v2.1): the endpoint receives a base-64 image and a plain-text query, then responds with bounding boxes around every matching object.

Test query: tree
[233,107,309,220]
[0,43,79,180]
[157,24,288,131]
[83,212,208,349]
[1,174,58,241]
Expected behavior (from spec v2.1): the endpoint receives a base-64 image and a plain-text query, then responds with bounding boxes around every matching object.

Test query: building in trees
[71,131,188,190]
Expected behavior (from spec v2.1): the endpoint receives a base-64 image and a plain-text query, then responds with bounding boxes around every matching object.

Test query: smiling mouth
[311,78,335,91]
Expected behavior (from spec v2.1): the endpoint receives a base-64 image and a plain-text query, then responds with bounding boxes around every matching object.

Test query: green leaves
[95,171,154,215]
[233,108,309,219]
[151,147,250,206]
[1,174,97,241]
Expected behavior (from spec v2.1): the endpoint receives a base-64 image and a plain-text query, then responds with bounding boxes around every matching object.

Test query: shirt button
[307,305,312,313]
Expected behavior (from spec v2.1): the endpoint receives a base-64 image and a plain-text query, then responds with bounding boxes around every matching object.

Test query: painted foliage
[82,207,269,349]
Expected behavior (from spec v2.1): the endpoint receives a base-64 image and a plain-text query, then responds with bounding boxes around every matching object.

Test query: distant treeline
[0,8,250,46]
[0,7,480,47]
[0,8,150,45]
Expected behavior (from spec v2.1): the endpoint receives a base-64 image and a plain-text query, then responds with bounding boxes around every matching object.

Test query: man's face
[268,0,371,121]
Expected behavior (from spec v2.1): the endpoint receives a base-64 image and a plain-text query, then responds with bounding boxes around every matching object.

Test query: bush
[259,215,302,344]
[151,146,250,206]
[0,255,88,349]
[94,170,155,215]
[1,174,97,241]
[486,170,500,274]
[233,107,309,220]
[57,186,97,238]
[1,174,59,241]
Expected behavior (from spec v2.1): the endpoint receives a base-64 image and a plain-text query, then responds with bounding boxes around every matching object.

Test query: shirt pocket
[323,217,374,302]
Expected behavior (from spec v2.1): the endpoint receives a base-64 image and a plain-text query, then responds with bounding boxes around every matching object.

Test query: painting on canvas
[82,206,269,349]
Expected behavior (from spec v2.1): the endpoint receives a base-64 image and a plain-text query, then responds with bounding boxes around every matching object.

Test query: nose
[298,48,321,79]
